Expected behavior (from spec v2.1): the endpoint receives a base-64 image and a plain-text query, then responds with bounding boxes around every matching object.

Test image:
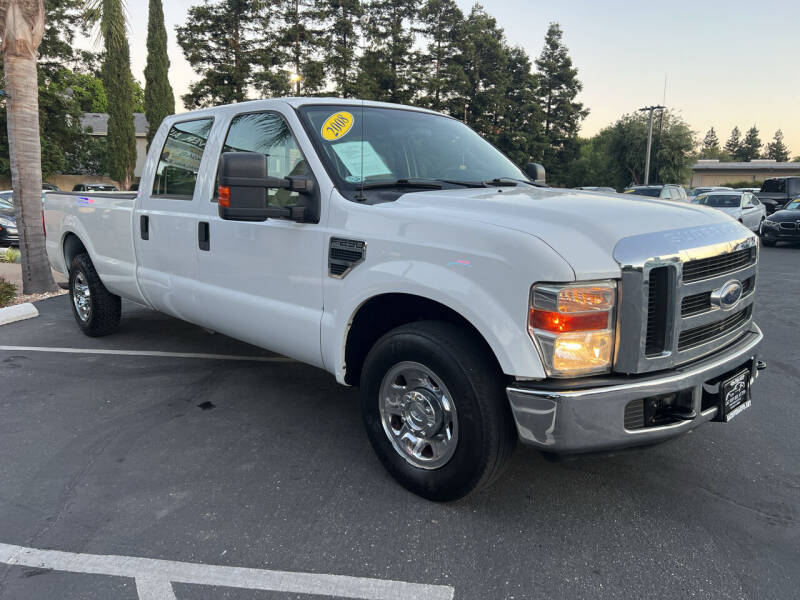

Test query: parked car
[0,200,18,246]
[44,98,764,501]
[693,190,766,232]
[579,186,616,193]
[624,184,689,202]
[757,177,800,214]
[41,183,61,191]
[72,183,119,192]
[759,197,800,246]
[688,186,731,200]
[0,189,48,206]
[737,187,761,194]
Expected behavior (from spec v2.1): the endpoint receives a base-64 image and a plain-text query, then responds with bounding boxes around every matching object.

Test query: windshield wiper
[485,177,543,187]
[358,178,443,190]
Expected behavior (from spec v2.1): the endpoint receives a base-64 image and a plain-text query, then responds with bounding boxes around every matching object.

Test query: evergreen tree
[700,127,720,156]
[724,126,742,159]
[738,125,761,161]
[357,0,420,104]
[144,0,175,144]
[276,0,326,95]
[534,23,588,182]
[317,0,362,97]
[100,0,137,189]
[415,0,466,112]
[177,0,278,107]
[765,129,789,162]
[495,45,543,166]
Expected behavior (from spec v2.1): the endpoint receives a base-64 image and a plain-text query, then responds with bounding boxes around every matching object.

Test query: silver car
[693,190,767,233]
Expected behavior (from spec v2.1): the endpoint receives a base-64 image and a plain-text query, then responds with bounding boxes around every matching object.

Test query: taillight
[42,209,46,238]
[528,282,617,377]
[218,186,231,207]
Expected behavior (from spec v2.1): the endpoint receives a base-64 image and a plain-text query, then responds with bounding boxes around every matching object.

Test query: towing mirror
[217,152,314,222]
[524,162,546,184]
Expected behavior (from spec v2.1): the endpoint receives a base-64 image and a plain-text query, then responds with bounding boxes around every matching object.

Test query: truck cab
[44,98,764,501]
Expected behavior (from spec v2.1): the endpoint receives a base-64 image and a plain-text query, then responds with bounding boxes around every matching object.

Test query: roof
[692,160,800,172]
[81,113,149,137]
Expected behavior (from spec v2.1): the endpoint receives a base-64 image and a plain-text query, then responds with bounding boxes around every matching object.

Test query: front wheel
[69,253,121,336]
[360,321,516,501]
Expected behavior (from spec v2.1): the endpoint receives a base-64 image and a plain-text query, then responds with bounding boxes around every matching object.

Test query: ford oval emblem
[711,280,743,311]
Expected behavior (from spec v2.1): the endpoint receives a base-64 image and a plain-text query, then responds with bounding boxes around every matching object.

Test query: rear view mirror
[524,162,546,184]
[217,152,313,222]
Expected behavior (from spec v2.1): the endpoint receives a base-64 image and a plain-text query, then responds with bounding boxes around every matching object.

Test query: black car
[760,197,800,246]
[757,177,800,215]
[0,200,19,246]
[72,183,119,192]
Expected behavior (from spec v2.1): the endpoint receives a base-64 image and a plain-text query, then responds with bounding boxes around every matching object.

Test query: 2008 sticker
[321,111,354,141]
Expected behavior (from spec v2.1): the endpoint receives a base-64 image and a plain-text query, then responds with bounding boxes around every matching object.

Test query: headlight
[0,217,14,227]
[763,219,779,228]
[528,281,617,377]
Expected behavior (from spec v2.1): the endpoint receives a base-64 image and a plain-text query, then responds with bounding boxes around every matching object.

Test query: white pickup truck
[45,98,764,501]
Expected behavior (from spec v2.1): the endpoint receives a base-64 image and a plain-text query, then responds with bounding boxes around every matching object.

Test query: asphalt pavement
[0,245,798,599]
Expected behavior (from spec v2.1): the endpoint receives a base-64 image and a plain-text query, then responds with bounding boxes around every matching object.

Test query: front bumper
[506,324,763,454]
[0,228,18,245]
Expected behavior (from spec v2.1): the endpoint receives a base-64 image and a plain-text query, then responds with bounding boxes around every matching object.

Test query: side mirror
[217,152,314,222]
[524,162,546,184]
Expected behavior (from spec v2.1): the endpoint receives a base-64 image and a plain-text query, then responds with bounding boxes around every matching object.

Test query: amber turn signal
[218,185,231,207]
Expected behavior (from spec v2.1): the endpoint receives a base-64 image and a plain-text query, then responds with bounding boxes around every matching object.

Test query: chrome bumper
[507,324,763,454]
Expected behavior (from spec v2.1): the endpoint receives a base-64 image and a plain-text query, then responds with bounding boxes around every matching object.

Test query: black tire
[68,253,121,337]
[360,321,516,501]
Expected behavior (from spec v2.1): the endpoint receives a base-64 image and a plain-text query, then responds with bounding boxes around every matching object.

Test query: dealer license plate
[720,369,750,422]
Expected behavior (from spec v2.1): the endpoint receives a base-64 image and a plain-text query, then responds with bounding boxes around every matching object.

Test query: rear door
[133,116,217,320]
[190,108,327,367]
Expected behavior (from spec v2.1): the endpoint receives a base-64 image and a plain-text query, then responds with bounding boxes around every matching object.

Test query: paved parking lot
[0,245,798,599]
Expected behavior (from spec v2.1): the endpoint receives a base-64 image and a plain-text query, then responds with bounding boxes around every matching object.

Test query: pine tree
[177,0,279,107]
[738,125,761,161]
[144,0,175,144]
[100,0,137,189]
[317,0,362,97]
[357,0,420,104]
[700,127,720,157]
[765,129,790,162]
[415,0,466,112]
[534,22,588,183]
[724,127,742,159]
[497,45,543,166]
[276,0,326,95]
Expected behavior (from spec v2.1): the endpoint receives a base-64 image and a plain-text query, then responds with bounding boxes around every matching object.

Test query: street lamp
[638,105,665,185]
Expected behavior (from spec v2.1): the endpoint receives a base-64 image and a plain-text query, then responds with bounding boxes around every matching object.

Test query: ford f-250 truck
[44,98,764,501]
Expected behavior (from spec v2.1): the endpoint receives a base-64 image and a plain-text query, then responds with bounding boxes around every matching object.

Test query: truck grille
[614,224,758,375]
[678,306,752,351]
[682,247,755,282]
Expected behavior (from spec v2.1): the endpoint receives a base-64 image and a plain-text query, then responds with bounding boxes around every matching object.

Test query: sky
[116,0,799,156]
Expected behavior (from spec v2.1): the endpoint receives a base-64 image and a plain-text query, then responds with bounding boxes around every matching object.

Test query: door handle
[198,221,210,251]
[140,215,149,240]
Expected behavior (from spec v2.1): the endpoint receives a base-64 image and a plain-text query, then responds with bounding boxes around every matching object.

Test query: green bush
[721,180,764,189]
[0,276,17,307]
[0,247,21,263]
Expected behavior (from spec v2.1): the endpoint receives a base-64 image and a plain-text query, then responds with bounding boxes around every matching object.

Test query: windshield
[784,199,800,210]
[625,188,661,197]
[696,194,740,207]
[298,105,528,194]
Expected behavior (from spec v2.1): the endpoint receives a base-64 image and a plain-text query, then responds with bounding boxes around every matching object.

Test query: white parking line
[0,542,454,600]
[0,345,294,362]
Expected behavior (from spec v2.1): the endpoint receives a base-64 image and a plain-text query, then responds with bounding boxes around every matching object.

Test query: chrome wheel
[72,271,91,321]
[378,361,458,470]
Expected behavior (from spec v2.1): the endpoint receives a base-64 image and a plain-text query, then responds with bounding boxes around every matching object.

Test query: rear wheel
[360,321,516,501]
[69,253,121,336]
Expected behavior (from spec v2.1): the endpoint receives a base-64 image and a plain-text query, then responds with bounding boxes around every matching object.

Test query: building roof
[692,160,800,172]
[81,112,149,137]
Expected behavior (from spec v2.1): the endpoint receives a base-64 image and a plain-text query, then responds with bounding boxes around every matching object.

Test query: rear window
[152,118,214,198]
[761,179,786,193]
[696,194,740,207]
[625,187,661,197]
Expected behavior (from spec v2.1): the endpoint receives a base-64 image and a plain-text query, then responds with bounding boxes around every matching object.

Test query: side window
[669,188,680,201]
[152,118,214,198]
[217,111,309,206]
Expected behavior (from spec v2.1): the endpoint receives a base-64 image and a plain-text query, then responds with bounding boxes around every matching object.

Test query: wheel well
[63,233,88,271]
[343,293,502,386]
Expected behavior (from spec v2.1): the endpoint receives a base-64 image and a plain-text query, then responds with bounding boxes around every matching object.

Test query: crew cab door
[133,117,218,320]
[190,108,326,367]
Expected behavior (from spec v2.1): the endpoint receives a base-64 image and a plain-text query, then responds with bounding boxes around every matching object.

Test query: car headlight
[0,217,14,228]
[763,219,779,228]
[528,281,617,377]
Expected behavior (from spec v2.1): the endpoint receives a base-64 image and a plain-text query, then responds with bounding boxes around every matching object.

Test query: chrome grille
[614,222,758,375]
[682,247,755,282]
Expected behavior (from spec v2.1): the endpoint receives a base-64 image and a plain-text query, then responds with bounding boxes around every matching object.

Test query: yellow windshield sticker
[321,111,354,141]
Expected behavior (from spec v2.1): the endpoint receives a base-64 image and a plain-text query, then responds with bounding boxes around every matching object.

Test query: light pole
[638,105,665,185]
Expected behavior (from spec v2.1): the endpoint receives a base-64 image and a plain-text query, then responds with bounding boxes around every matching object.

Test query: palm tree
[0,0,57,293]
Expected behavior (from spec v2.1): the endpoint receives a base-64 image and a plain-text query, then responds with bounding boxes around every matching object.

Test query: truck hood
[392,187,740,279]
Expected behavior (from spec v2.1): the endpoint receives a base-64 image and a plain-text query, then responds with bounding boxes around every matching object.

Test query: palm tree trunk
[4,50,57,294]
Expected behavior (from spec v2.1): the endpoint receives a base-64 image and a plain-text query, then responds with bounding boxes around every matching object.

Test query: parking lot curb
[0,302,39,326]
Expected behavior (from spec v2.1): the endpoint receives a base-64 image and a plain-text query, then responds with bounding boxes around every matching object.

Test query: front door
[191,109,326,368]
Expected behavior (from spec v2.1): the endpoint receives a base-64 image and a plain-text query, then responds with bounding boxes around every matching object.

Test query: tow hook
[756,360,767,371]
